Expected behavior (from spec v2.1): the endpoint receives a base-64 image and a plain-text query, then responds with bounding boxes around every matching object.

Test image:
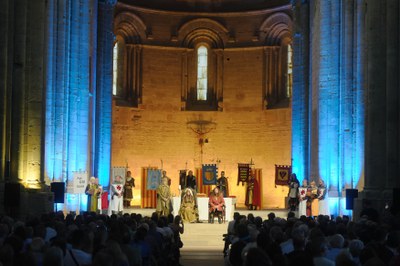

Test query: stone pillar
[94,0,115,187]
[385,0,399,189]
[0,0,12,181]
[0,0,46,187]
[364,0,387,192]
[44,0,96,211]
[291,0,310,182]
[355,0,400,218]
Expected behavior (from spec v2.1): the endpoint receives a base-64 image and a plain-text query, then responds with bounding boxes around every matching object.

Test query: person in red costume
[209,187,225,223]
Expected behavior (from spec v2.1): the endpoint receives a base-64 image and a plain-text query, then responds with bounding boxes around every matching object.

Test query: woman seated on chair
[179,188,198,223]
[209,187,225,224]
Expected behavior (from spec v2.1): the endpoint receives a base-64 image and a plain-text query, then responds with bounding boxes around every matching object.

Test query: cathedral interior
[0,0,399,218]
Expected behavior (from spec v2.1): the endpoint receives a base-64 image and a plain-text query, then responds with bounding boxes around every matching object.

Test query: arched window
[112,41,119,96]
[196,45,208,101]
[286,44,292,98]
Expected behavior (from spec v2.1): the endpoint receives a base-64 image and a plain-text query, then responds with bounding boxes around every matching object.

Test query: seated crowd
[223,207,400,266]
[2,201,399,266]
[0,211,184,266]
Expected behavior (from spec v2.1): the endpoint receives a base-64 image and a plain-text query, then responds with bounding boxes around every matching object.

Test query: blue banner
[202,164,217,185]
[147,169,162,190]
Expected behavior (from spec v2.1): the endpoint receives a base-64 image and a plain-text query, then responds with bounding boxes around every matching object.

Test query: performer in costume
[110,175,124,215]
[123,170,135,208]
[306,180,318,217]
[185,170,198,206]
[317,179,330,216]
[288,173,300,211]
[85,176,102,213]
[185,170,197,191]
[179,188,198,223]
[298,179,308,217]
[245,174,261,210]
[156,177,172,216]
[208,187,225,224]
[216,171,229,197]
[162,170,172,187]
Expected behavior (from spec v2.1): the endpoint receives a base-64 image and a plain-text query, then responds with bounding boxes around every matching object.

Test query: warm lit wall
[112,46,292,208]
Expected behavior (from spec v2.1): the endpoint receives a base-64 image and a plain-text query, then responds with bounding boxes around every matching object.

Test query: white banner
[68,171,88,194]
[112,167,127,183]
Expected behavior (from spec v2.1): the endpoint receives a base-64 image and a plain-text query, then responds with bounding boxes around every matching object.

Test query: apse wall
[112,47,292,208]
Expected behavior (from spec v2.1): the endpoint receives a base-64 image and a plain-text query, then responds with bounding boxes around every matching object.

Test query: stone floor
[120,208,291,266]
[179,222,227,266]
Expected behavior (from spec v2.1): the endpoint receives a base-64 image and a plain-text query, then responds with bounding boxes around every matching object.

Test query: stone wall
[112,47,292,208]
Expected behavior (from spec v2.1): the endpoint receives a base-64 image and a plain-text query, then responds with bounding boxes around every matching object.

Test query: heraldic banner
[275,164,292,186]
[237,163,250,185]
[147,169,162,190]
[202,164,217,185]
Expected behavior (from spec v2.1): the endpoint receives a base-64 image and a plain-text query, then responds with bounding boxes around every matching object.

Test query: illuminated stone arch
[259,12,293,109]
[114,11,147,44]
[177,18,229,48]
[113,12,145,106]
[259,12,292,46]
[177,19,227,111]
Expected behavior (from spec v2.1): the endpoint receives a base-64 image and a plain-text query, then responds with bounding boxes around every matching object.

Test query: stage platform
[118,207,293,221]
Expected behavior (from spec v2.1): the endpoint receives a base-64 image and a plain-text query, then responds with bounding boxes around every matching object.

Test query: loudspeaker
[346,189,358,210]
[51,182,65,203]
[393,188,400,213]
[4,183,21,207]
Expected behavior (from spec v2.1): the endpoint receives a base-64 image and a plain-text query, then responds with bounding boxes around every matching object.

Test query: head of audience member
[244,247,272,266]
[329,234,345,249]
[268,212,275,221]
[348,239,364,258]
[310,236,329,257]
[43,247,64,266]
[335,250,356,266]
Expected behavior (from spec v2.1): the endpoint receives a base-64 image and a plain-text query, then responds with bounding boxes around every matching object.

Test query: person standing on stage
[85,176,102,213]
[307,180,318,217]
[185,170,197,191]
[185,170,198,212]
[245,174,261,210]
[110,175,124,215]
[288,173,300,211]
[298,179,308,217]
[216,171,229,197]
[162,170,171,187]
[317,179,330,216]
[123,170,135,208]
[156,177,172,216]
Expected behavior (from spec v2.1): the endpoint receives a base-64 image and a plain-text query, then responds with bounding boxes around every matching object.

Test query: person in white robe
[317,179,330,216]
[110,175,124,215]
[298,179,308,217]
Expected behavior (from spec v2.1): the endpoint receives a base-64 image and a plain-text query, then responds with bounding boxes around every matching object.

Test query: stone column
[0,0,12,181]
[94,0,115,187]
[44,0,95,211]
[291,0,310,182]
[385,0,399,189]
[364,0,387,192]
